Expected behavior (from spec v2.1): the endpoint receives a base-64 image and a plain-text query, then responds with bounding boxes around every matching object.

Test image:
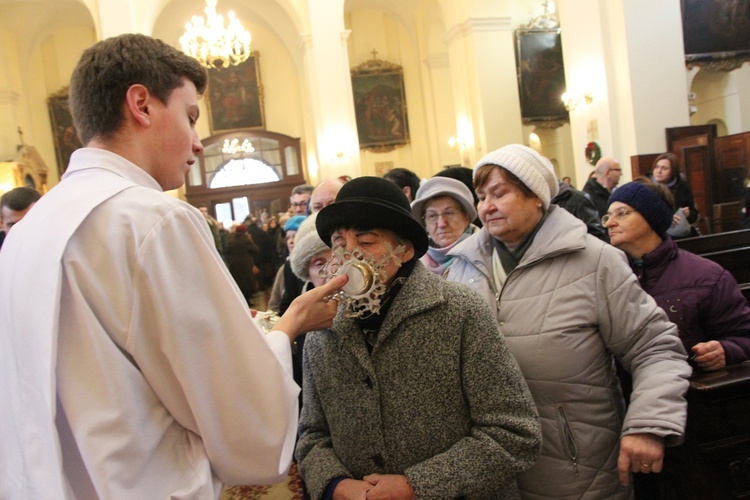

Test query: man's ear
[125,84,152,126]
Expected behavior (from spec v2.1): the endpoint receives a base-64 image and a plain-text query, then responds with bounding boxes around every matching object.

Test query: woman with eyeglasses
[606,179,750,372]
[650,153,700,238]
[410,177,479,276]
[447,145,691,499]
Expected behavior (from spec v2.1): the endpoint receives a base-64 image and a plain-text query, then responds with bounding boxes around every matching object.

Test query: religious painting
[206,52,265,133]
[514,28,568,126]
[682,0,750,67]
[351,57,409,153]
[47,87,83,177]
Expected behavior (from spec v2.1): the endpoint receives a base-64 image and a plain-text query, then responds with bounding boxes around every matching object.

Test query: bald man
[310,178,345,213]
[583,157,622,217]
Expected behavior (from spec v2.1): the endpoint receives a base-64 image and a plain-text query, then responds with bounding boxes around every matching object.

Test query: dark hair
[473,164,536,199]
[434,167,477,205]
[631,176,676,211]
[652,153,681,182]
[383,168,420,199]
[1,187,41,211]
[69,34,207,145]
[292,184,314,196]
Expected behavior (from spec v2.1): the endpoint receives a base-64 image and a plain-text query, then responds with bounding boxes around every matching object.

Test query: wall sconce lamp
[448,136,467,149]
[561,91,594,111]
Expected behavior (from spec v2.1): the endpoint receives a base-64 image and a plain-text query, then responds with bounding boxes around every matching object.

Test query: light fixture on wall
[561,91,594,111]
[448,136,467,149]
[180,0,252,69]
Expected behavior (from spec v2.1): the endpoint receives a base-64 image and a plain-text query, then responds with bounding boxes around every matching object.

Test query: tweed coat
[296,262,542,499]
[447,206,691,499]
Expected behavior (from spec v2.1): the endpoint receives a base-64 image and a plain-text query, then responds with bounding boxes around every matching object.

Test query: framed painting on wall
[205,51,265,133]
[351,56,410,153]
[514,28,568,126]
[47,87,83,177]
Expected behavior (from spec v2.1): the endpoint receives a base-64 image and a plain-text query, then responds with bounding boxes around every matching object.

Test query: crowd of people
[1,32,749,500]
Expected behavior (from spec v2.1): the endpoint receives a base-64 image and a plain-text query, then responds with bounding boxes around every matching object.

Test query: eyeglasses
[601,208,634,225]
[423,209,461,225]
[290,201,308,207]
[608,168,622,172]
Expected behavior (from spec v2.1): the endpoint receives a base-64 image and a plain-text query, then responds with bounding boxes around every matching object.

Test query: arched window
[208,158,281,188]
[185,129,305,227]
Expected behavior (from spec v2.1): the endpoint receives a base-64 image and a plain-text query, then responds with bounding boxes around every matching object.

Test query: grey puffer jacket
[296,263,542,499]
[447,206,691,500]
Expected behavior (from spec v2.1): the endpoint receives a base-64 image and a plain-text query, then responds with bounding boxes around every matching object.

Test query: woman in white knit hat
[410,176,479,276]
[447,144,691,499]
[288,212,333,402]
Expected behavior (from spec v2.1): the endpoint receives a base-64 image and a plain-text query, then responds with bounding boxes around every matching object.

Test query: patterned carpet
[221,462,303,499]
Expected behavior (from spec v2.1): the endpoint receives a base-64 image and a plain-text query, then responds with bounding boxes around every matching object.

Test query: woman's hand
[691,340,726,371]
[681,206,691,218]
[617,433,665,486]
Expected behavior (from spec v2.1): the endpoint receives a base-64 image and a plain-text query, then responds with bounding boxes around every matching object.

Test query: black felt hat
[316,176,429,258]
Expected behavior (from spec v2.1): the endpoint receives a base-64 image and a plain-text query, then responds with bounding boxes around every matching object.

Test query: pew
[675,230,750,302]
[676,228,750,255]
[660,361,750,499]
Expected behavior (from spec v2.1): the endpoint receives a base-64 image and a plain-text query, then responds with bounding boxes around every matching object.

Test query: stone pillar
[444,15,523,165]
[300,0,361,182]
[559,0,689,182]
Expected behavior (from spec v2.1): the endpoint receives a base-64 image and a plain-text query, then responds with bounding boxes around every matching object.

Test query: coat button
[372,454,385,467]
[364,376,373,389]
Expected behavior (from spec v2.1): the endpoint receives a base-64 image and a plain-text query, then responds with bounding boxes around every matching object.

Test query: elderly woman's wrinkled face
[652,159,673,183]
[423,196,470,248]
[308,249,333,288]
[604,201,653,255]
[476,168,544,249]
[330,228,414,285]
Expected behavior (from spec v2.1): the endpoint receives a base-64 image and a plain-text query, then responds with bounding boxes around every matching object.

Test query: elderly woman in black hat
[410,176,479,276]
[606,179,750,371]
[447,145,691,499]
[294,176,541,500]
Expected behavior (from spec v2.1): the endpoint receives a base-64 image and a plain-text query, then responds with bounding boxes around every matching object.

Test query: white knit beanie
[290,212,330,281]
[473,144,559,209]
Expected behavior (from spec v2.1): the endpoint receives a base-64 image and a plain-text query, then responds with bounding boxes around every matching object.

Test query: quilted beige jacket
[448,206,691,499]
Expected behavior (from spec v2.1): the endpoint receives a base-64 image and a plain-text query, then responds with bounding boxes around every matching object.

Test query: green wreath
[585,142,601,166]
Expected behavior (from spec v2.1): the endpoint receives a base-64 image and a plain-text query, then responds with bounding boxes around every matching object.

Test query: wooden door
[682,146,711,234]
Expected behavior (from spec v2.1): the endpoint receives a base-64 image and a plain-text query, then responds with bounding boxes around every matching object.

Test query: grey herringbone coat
[296,263,541,499]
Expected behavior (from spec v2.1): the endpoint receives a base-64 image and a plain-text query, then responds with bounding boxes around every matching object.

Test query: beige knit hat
[473,144,559,209]
[290,213,330,281]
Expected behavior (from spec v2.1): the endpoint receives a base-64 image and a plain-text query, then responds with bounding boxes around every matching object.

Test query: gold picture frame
[205,51,265,133]
[47,87,83,177]
[351,56,409,153]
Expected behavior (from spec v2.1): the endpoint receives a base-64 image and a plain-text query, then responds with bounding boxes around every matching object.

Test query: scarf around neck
[422,225,476,276]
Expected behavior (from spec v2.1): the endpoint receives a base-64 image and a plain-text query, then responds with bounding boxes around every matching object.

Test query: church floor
[221,463,303,500]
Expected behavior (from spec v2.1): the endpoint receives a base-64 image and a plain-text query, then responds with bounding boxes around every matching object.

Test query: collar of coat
[448,206,588,278]
[330,262,447,353]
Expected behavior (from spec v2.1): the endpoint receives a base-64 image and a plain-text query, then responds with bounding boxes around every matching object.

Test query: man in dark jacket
[584,157,622,217]
[553,181,608,241]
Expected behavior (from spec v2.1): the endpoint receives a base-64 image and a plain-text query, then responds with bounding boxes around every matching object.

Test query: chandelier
[180,0,252,70]
[222,138,255,155]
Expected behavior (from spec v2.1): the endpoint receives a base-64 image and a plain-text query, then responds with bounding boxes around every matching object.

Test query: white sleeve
[128,206,300,486]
